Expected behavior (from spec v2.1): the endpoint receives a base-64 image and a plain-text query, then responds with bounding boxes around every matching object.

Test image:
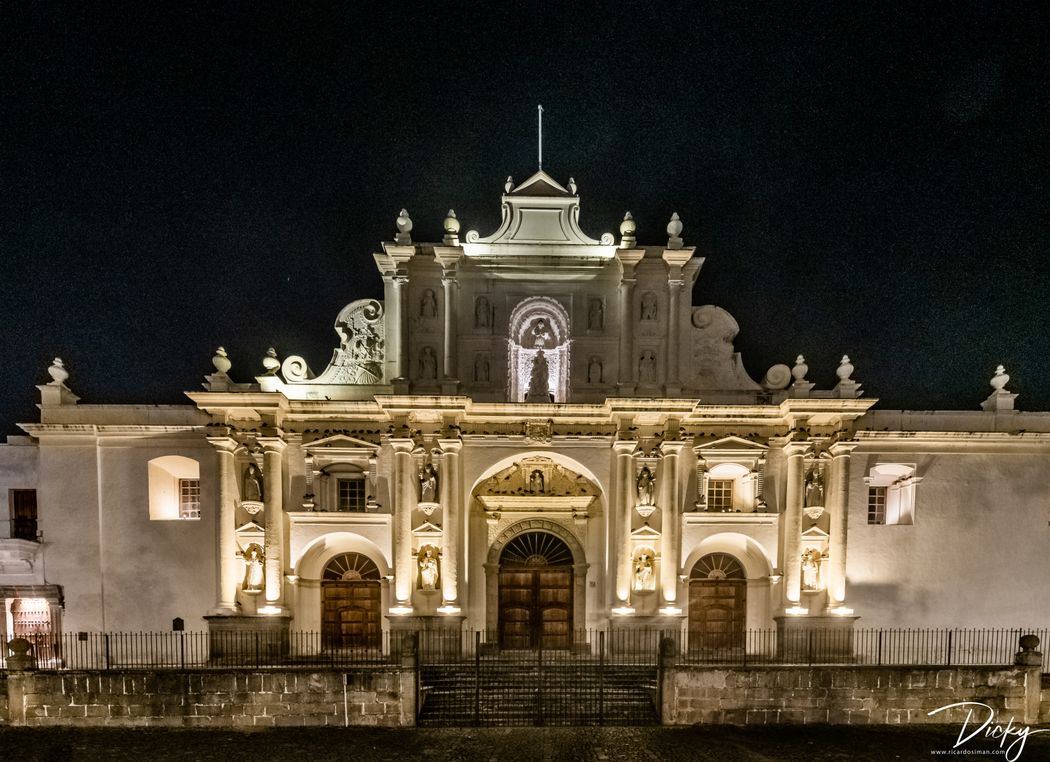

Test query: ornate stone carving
[474,295,492,329]
[419,462,438,504]
[473,353,491,383]
[524,419,552,444]
[633,548,657,592]
[587,298,604,330]
[241,543,264,593]
[640,292,658,321]
[419,288,437,318]
[801,548,823,592]
[418,346,437,380]
[526,350,552,402]
[418,545,439,591]
[689,306,762,391]
[587,357,603,384]
[290,299,385,384]
[638,351,658,384]
[636,466,655,506]
[805,463,825,508]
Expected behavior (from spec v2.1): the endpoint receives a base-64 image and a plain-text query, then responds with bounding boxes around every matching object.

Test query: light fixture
[389,605,413,615]
[659,606,682,615]
[437,604,461,615]
[611,606,635,615]
[785,606,808,616]
[829,606,854,616]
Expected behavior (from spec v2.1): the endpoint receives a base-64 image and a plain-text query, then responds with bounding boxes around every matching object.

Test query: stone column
[393,275,409,382]
[827,443,856,610]
[615,250,643,389]
[659,441,685,608]
[390,438,416,609]
[782,442,810,609]
[613,440,638,607]
[261,439,287,607]
[437,437,462,608]
[440,273,458,380]
[665,278,683,390]
[207,437,241,613]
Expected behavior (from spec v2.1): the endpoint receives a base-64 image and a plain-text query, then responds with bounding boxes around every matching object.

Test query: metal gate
[417,629,662,727]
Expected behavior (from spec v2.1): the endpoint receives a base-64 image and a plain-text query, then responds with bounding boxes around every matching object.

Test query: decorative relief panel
[284,299,385,384]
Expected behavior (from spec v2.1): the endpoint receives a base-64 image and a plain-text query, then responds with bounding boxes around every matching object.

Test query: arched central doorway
[688,552,747,650]
[498,532,573,649]
[321,552,381,649]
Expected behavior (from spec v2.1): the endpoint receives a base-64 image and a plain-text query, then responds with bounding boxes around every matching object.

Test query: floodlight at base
[611,606,635,615]
[437,605,461,615]
[829,606,854,616]
[785,606,809,616]
[258,605,283,615]
[389,605,414,615]
[659,606,682,615]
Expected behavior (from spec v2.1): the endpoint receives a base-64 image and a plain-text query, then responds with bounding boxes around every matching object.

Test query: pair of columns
[782,442,854,613]
[210,437,287,614]
[614,440,685,611]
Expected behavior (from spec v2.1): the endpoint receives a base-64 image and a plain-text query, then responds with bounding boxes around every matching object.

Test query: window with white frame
[147,455,201,520]
[336,478,366,512]
[864,464,919,525]
[707,479,735,512]
[178,479,200,519]
[701,461,759,513]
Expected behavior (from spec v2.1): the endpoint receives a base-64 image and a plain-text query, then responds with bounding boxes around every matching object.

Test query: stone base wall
[4,669,412,728]
[661,666,1030,725]
[0,678,7,725]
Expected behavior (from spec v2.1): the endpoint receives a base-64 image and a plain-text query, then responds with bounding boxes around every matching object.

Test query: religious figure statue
[526,350,552,402]
[529,469,545,493]
[419,462,438,503]
[587,356,603,384]
[242,544,264,592]
[474,296,491,328]
[474,353,490,383]
[527,318,555,348]
[418,546,439,591]
[636,466,655,506]
[633,550,656,591]
[420,288,437,318]
[419,346,437,379]
[639,350,657,384]
[588,298,604,330]
[640,292,658,321]
[801,549,822,591]
[804,465,825,507]
[243,463,263,502]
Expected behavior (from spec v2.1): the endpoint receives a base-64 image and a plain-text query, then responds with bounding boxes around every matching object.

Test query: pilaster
[207,436,241,614]
[259,438,287,609]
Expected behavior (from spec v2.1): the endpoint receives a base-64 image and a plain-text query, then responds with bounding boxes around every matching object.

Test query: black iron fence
[1,627,1046,673]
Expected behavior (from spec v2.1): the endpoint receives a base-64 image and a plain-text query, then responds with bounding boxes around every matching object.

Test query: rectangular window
[867,486,886,525]
[337,478,366,512]
[10,489,38,541]
[707,479,734,512]
[178,479,200,520]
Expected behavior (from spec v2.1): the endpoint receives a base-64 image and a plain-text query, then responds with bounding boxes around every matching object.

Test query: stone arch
[485,519,589,635]
[507,296,572,402]
[294,532,391,580]
[683,532,775,632]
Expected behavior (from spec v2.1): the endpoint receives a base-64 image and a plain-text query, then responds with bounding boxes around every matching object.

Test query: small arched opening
[688,552,747,651]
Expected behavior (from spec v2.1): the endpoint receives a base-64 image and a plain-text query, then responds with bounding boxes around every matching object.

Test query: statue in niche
[526,318,555,349]
[801,549,822,591]
[526,350,552,401]
[419,346,437,379]
[242,544,264,592]
[473,353,490,383]
[419,462,438,503]
[420,288,437,318]
[588,298,604,330]
[418,546,439,591]
[639,351,658,384]
[641,292,658,321]
[474,296,491,328]
[805,465,825,507]
[636,466,655,506]
[243,463,263,502]
[529,469,545,493]
[633,550,656,591]
[588,356,603,384]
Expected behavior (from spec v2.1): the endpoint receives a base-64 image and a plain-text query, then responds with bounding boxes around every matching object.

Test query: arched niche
[507,296,571,402]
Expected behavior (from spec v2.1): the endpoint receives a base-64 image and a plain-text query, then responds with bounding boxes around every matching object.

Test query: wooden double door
[688,579,746,649]
[498,567,573,649]
[321,580,381,649]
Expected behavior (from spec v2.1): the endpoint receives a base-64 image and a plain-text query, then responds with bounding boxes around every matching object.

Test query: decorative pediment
[695,436,768,453]
[630,524,662,542]
[800,526,830,542]
[412,521,443,541]
[477,456,598,498]
[303,433,380,453]
[464,170,615,253]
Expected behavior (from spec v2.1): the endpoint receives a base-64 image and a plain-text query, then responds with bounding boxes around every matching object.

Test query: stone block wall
[0,677,7,725]
[662,665,1030,725]
[4,669,412,727]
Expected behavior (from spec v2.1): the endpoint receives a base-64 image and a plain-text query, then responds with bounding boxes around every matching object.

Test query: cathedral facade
[2,170,1049,652]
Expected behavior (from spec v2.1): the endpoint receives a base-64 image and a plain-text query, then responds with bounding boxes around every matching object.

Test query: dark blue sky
[2,2,1048,434]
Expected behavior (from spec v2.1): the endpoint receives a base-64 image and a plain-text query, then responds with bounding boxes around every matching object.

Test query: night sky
[3,3,1048,435]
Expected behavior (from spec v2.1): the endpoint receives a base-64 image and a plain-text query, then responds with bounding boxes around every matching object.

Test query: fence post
[658,637,677,725]
[1015,634,1043,725]
[179,632,185,671]
[474,630,481,727]
[598,630,605,726]
[104,633,111,670]
[946,630,954,667]
[877,630,883,666]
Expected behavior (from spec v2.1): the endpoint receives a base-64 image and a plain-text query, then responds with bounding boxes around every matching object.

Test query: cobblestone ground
[3,725,1050,762]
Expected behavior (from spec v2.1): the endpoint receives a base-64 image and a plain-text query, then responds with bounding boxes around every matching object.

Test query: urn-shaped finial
[443,209,460,234]
[991,364,1010,392]
[212,347,232,374]
[396,208,413,235]
[47,357,69,386]
[666,212,683,238]
[837,354,854,382]
[504,176,514,194]
[262,347,280,374]
[568,177,577,195]
[792,355,809,382]
[620,211,636,236]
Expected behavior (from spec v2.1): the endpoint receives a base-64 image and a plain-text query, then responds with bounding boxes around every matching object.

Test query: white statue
[636,466,655,506]
[633,550,656,591]
[805,466,824,507]
[419,463,438,503]
[242,544,264,592]
[526,350,551,401]
[419,546,439,591]
[801,549,822,591]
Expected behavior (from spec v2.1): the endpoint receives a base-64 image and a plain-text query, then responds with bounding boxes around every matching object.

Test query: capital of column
[658,440,686,457]
[389,437,415,454]
[205,436,242,454]
[667,278,685,290]
[613,440,639,456]
[437,438,463,454]
[783,441,813,458]
[257,437,288,455]
[828,441,858,458]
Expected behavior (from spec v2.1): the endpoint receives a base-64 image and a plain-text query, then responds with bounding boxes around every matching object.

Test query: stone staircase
[418,660,659,726]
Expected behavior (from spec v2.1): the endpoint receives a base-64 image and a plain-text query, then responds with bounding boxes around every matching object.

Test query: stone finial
[981,364,1018,412]
[836,355,854,382]
[443,209,460,246]
[1015,633,1042,667]
[212,347,232,374]
[666,212,684,249]
[504,175,514,194]
[619,212,637,248]
[47,357,69,386]
[262,347,280,375]
[791,355,808,382]
[5,638,36,671]
[395,208,413,245]
[568,177,577,195]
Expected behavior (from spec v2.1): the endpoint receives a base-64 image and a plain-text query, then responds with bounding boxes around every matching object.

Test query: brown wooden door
[498,568,572,649]
[322,580,380,649]
[688,580,746,649]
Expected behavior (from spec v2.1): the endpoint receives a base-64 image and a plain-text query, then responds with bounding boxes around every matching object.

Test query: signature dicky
[928,701,1050,761]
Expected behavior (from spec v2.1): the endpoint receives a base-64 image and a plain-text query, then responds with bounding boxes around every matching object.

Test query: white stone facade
[1,170,1049,645]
